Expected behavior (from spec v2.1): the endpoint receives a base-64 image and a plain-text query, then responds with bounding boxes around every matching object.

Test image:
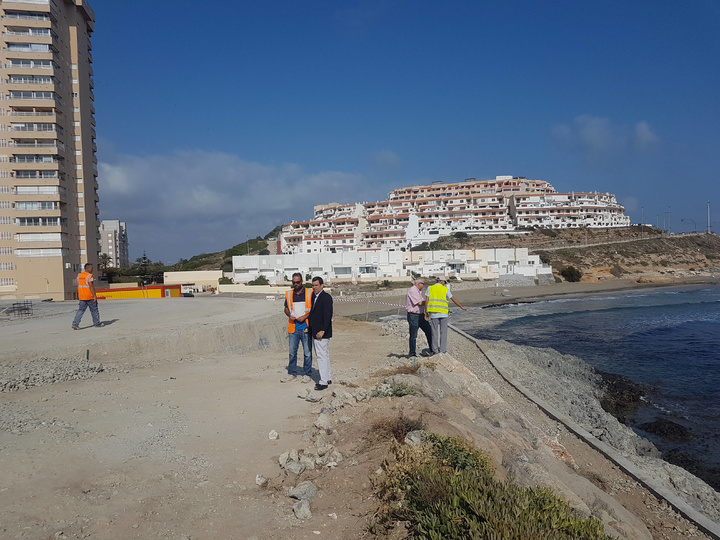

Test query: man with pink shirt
[405,277,433,359]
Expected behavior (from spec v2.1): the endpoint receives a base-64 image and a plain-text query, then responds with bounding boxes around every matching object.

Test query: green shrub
[247,275,269,285]
[218,277,232,285]
[560,266,582,282]
[371,434,611,539]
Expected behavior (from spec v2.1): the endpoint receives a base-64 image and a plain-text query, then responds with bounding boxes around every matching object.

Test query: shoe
[300,375,311,384]
[420,349,432,357]
[327,380,332,385]
[314,383,328,391]
[94,323,104,328]
[71,325,79,330]
[280,374,297,383]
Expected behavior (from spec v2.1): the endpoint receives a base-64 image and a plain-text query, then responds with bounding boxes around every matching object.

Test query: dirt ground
[0,300,713,540]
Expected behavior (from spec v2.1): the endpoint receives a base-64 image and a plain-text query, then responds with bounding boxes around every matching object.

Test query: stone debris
[0,357,105,392]
[284,480,318,500]
[404,430,426,447]
[268,430,279,440]
[313,413,332,430]
[284,461,306,475]
[293,499,312,520]
[255,474,268,487]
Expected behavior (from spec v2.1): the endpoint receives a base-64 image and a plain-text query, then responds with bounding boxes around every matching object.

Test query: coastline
[1,288,719,538]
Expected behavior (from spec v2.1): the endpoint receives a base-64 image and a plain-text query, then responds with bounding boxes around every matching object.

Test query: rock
[305,391,324,403]
[293,499,312,520]
[289,448,299,462]
[287,480,318,500]
[268,430,279,440]
[333,389,356,404]
[338,416,352,423]
[314,413,333,430]
[354,388,369,402]
[285,461,306,475]
[255,474,267,487]
[278,451,290,467]
[330,398,344,410]
[299,453,317,470]
[404,430,426,447]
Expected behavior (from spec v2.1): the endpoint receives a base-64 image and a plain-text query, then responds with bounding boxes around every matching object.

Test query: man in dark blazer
[308,276,333,390]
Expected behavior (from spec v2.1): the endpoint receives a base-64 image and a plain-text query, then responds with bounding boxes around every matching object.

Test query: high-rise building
[0,0,98,300]
[99,219,128,269]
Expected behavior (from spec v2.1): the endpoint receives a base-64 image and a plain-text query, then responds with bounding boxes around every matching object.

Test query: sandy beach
[1,279,718,539]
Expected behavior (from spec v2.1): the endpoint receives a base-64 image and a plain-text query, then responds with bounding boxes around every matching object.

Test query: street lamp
[681,218,696,232]
[246,235,249,255]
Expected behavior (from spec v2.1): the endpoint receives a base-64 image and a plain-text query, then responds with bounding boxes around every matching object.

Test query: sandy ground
[0,287,716,539]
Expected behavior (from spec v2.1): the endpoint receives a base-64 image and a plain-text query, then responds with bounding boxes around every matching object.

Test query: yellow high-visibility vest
[286,287,312,332]
[426,283,449,314]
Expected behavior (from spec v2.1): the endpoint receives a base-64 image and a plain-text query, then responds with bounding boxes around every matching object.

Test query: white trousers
[313,338,332,385]
[430,317,449,353]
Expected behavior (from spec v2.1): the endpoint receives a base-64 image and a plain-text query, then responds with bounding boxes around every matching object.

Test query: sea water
[453,284,720,486]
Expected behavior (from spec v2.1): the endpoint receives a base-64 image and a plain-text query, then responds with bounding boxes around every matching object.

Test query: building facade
[232,248,552,284]
[99,219,128,269]
[0,0,98,300]
[280,176,630,254]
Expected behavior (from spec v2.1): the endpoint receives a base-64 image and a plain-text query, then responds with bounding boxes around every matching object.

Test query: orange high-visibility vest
[286,287,312,333]
[77,272,94,300]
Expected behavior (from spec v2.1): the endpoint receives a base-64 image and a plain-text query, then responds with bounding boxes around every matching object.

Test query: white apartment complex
[0,0,97,300]
[99,219,128,269]
[232,247,551,284]
[280,176,630,254]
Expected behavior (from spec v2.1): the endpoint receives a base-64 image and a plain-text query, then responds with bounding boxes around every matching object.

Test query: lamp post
[246,235,249,255]
[681,218,696,232]
[641,206,644,240]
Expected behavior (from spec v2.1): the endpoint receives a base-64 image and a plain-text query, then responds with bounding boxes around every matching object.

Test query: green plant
[370,434,611,539]
[390,383,421,397]
[560,265,582,282]
[218,277,232,285]
[247,275,269,285]
[537,227,558,238]
[371,412,425,443]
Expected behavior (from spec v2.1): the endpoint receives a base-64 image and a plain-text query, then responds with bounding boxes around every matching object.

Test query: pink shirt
[405,285,425,314]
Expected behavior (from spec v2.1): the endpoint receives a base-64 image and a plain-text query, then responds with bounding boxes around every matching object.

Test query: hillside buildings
[99,219,128,269]
[0,0,98,300]
[280,176,630,254]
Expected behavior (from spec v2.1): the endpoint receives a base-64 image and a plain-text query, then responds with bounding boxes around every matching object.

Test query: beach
[0,279,718,539]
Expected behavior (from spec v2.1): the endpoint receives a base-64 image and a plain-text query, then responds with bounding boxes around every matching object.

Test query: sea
[453,284,720,490]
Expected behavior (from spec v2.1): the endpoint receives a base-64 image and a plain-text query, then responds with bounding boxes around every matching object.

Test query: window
[15,248,63,257]
[0,216,11,225]
[0,247,13,255]
[0,263,14,271]
[0,278,15,286]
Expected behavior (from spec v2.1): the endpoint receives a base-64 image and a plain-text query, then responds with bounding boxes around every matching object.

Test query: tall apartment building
[0,0,98,300]
[99,219,128,269]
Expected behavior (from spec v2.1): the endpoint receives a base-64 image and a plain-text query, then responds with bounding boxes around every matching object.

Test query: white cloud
[372,150,401,169]
[97,150,376,263]
[552,115,659,167]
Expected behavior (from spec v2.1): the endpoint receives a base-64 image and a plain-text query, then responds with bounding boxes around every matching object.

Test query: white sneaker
[300,375,311,384]
[280,374,297,383]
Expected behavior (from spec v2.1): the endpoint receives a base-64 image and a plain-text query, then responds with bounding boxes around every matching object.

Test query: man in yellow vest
[425,276,468,354]
[72,263,103,329]
[281,272,313,383]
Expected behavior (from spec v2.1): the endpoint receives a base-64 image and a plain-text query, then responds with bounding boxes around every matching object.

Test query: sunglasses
[292,281,302,284]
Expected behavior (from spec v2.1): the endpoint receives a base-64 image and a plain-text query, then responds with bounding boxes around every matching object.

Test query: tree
[560,265,583,282]
[98,253,111,274]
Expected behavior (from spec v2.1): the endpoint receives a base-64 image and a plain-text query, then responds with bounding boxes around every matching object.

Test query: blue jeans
[407,312,432,356]
[288,326,312,376]
[72,300,100,327]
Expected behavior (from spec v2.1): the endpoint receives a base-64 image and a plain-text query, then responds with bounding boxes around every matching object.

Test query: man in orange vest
[281,272,313,383]
[72,263,103,329]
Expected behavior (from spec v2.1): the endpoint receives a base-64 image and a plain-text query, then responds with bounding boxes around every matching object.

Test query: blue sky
[91,0,720,263]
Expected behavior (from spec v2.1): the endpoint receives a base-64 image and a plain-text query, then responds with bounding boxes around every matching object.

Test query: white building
[99,219,128,269]
[232,247,551,284]
[280,176,630,254]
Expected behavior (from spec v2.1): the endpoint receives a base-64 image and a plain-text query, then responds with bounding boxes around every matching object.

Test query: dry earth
[0,296,716,539]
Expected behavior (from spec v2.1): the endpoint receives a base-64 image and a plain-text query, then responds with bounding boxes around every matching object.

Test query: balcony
[3,28,53,38]
[6,59,54,69]
[7,75,54,85]
[10,139,64,151]
[9,90,60,103]
[3,12,52,22]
